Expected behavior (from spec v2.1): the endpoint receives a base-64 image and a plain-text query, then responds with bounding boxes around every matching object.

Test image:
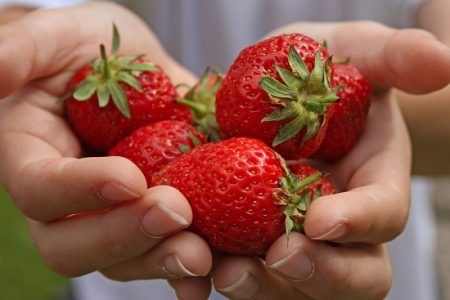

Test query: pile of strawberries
[65,25,371,256]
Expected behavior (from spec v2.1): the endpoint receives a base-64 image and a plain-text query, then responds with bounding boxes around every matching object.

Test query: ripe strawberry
[65,25,191,153]
[215,34,340,160]
[175,68,223,141]
[152,137,335,255]
[313,63,372,160]
[108,120,205,186]
[290,163,337,197]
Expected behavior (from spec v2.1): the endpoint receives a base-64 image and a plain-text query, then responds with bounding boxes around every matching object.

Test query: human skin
[0,1,449,299]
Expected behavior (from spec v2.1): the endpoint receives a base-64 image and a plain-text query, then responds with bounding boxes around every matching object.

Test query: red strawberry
[313,63,372,160]
[215,34,340,160]
[175,67,223,141]
[108,120,205,186]
[65,25,191,153]
[290,163,337,197]
[152,137,335,255]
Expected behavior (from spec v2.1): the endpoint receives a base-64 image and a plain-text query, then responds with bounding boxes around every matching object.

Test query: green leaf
[305,100,326,114]
[124,63,157,72]
[108,80,130,118]
[322,57,333,89]
[174,98,208,116]
[284,210,295,237]
[273,116,305,146]
[97,86,110,107]
[304,118,320,142]
[209,72,222,92]
[309,94,340,104]
[275,65,304,90]
[259,76,295,98]
[198,67,211,91]
[313,184,322,200]
[189,132,202,147]
[178,143,191,153]
[117,55,143,64]
[111,23,120,57]
[310,51,325,88]
[116,72,143,92]
[73,81,97,101]
[288,45,309,80]
[262,102,298,122]
[296,189,311,212]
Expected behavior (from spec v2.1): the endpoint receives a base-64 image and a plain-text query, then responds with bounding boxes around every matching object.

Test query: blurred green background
[0,187,68,300]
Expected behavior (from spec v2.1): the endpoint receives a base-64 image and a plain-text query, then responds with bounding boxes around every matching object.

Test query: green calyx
[273,162,325,237]
[71,23,157,118]
[178,132,203,153]
[174,67,223,141]
[259,45,341,146]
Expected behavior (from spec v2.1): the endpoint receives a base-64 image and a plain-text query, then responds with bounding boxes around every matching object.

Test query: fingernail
[163,254,200,278]
[218,272,259,300]
[140,202,189,238]
[99,182,141,203]
[269,249,314,281]
[310,223,348,241]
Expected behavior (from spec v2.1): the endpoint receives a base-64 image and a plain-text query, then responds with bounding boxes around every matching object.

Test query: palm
[1,5,450,300]
[210,22,450,299]
[0,2,210,297]
[0,1,197,166]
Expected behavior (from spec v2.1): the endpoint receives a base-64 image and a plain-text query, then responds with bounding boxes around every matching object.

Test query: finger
[269,21,450,93]
[0,89,147,220]
[27,186,192,277]
[266,233,391,300]
[213,256,301,300]
[11,156,147,221]
[0,2,195,98]
[0,88,80,187]
[101,231,212,281]
[305,94,411,244]
[169,276,212,300]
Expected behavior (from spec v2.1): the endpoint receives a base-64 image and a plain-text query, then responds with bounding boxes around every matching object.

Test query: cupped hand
[0,2,213,296]
[210,21,450,300]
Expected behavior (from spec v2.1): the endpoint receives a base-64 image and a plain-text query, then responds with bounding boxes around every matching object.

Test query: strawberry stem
[292,171,325,193]
[174,98,208,116]
[279,170,326,236]
[100,44,112,80]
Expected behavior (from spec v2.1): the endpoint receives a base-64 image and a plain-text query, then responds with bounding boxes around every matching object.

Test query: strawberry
[313,63,372,160]
[215,34,340,160]
[290,163,337,197]
[65,25,191,153]
[152,137,335,255]
[108,120,205,186]
[175,68,223,141]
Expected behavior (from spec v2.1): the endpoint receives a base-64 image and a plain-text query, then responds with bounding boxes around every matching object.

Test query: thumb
[269,21,450,94]
[330,22,450,94]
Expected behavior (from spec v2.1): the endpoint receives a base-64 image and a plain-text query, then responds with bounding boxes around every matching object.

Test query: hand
[0,2,213,297]
[206,21,450,300]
